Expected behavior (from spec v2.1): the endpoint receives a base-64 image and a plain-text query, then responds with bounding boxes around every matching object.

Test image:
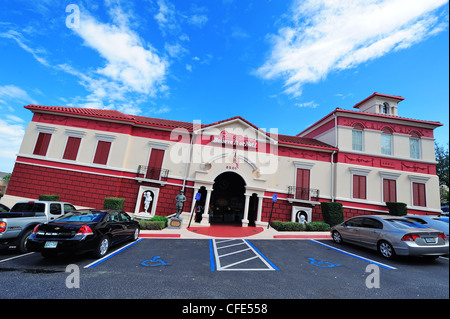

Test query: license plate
[425,237,436,244]
[44,241,58,248]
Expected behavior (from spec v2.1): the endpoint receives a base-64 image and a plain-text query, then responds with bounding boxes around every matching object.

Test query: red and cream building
[6,92,443,226]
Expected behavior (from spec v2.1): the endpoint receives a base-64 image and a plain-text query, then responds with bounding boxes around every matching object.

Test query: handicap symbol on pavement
[141,256,169,267]
[307,258,340,268]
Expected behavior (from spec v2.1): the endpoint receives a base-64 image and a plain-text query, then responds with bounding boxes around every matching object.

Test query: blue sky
[0,0,448,173]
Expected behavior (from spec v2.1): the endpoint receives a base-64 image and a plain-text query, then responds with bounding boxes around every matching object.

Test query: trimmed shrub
[38,194,60,201]
[138,219,166,230]
[271,221,306,231]
[103,197,125,210]
[386,202,408,216]
[150,215,168,228]
[321,202,344,227]
[305,221,331,231]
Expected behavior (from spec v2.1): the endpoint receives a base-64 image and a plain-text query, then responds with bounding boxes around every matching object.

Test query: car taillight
[77,225,93,235]
[0,222,6,233]
[32,224,40,234]
[438,233,448,241]
[401,233,420,241]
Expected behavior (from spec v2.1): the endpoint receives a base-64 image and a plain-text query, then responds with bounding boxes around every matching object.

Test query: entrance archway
[210,172,246,224]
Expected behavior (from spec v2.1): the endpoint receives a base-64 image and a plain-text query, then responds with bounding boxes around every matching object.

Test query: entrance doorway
[210,172,246,224]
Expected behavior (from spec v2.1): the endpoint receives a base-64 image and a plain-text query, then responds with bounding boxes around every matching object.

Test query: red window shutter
[383,179,396,202]
[296,168,310,200]
[63,137,81,160]
[353,175,359,198]
[146,149,165,180]
[413,182,426,207]
[93,141,111,165]
[353,175,366,199]
[33,132,52,156]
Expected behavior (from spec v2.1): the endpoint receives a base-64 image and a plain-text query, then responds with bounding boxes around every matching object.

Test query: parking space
[0,238,448,299]
[210,239,279,271]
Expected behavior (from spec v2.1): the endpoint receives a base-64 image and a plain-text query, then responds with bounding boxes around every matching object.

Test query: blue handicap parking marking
[141,256,170,267]
[307,257,340,268]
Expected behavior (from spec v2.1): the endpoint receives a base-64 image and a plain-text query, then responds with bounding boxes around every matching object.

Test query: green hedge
[270,220,330,231]
[38,194,60,201]
[103,197,125,210]
[305,221,330,231]
[150,215,168,228]
[137,216,169,230]
[386,202,408,216]
[271,220,305,231]
[138,219,166,230]
[321,202,344,227]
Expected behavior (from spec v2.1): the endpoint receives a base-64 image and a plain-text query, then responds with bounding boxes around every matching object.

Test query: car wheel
[17,229,33,253]
[332,231,343,244]
[132,227,140,241]
[378,241,395,259]
[93,236,110,258]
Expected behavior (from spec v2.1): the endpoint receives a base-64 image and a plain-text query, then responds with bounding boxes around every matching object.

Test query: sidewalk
[139,221,331,240]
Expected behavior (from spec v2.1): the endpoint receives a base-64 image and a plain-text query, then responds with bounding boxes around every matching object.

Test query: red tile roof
[25,104,337,151]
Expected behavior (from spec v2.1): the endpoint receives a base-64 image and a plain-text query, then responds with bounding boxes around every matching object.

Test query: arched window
[409,131,421,159]
[382,103,390,114]
[352,123,364,151]
[381,127,393,155]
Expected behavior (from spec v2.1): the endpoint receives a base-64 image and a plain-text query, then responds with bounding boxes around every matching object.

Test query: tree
[436,142,449,187]
[435,142,449,204]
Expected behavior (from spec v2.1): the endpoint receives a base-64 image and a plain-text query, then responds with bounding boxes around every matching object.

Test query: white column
[200,188,212,225]
[256,196,263,223]
[241,193,251,227]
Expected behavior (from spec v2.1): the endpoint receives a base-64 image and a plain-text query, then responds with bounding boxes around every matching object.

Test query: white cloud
[0,30,50,67]
[0,84,37,104]
[296,101,318,108]
[187,14,208,28]
[74,10,168,96]
[256,0,449,97]
[0,117,25,173]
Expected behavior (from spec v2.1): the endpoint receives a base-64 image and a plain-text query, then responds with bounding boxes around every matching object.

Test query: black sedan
[27,209,140,258]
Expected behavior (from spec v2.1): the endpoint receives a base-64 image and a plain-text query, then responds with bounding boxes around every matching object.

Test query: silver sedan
[331,215,449,259]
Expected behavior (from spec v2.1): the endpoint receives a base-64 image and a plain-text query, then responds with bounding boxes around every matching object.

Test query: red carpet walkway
[187,225,264,238]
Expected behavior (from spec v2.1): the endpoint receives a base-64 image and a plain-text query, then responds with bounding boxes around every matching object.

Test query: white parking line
[309,239,397,270]
[0,252,34,263]
[211,239,278,271]
[84,239,143,268]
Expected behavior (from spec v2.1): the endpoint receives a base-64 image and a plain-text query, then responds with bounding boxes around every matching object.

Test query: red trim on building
[337,152,436,175]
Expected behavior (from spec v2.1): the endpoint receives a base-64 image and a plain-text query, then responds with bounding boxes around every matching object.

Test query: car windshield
[55,210,105,223]
[388,219,427,229]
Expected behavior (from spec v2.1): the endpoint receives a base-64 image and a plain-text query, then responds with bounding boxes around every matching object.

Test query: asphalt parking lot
[1,238,448,300]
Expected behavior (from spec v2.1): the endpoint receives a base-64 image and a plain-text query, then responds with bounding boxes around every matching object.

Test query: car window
[56,210,105,222]
[345,217,364,227]
[10,203,46,216]
[50,203,62,215]
[405,217,426,224]
[388,219,427,229]
[107,212,120,222]
[64,204,76,214]
[0,204,9,212]
[119,212,131,222]
[434,217,449,224]
[362,218,383,229]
